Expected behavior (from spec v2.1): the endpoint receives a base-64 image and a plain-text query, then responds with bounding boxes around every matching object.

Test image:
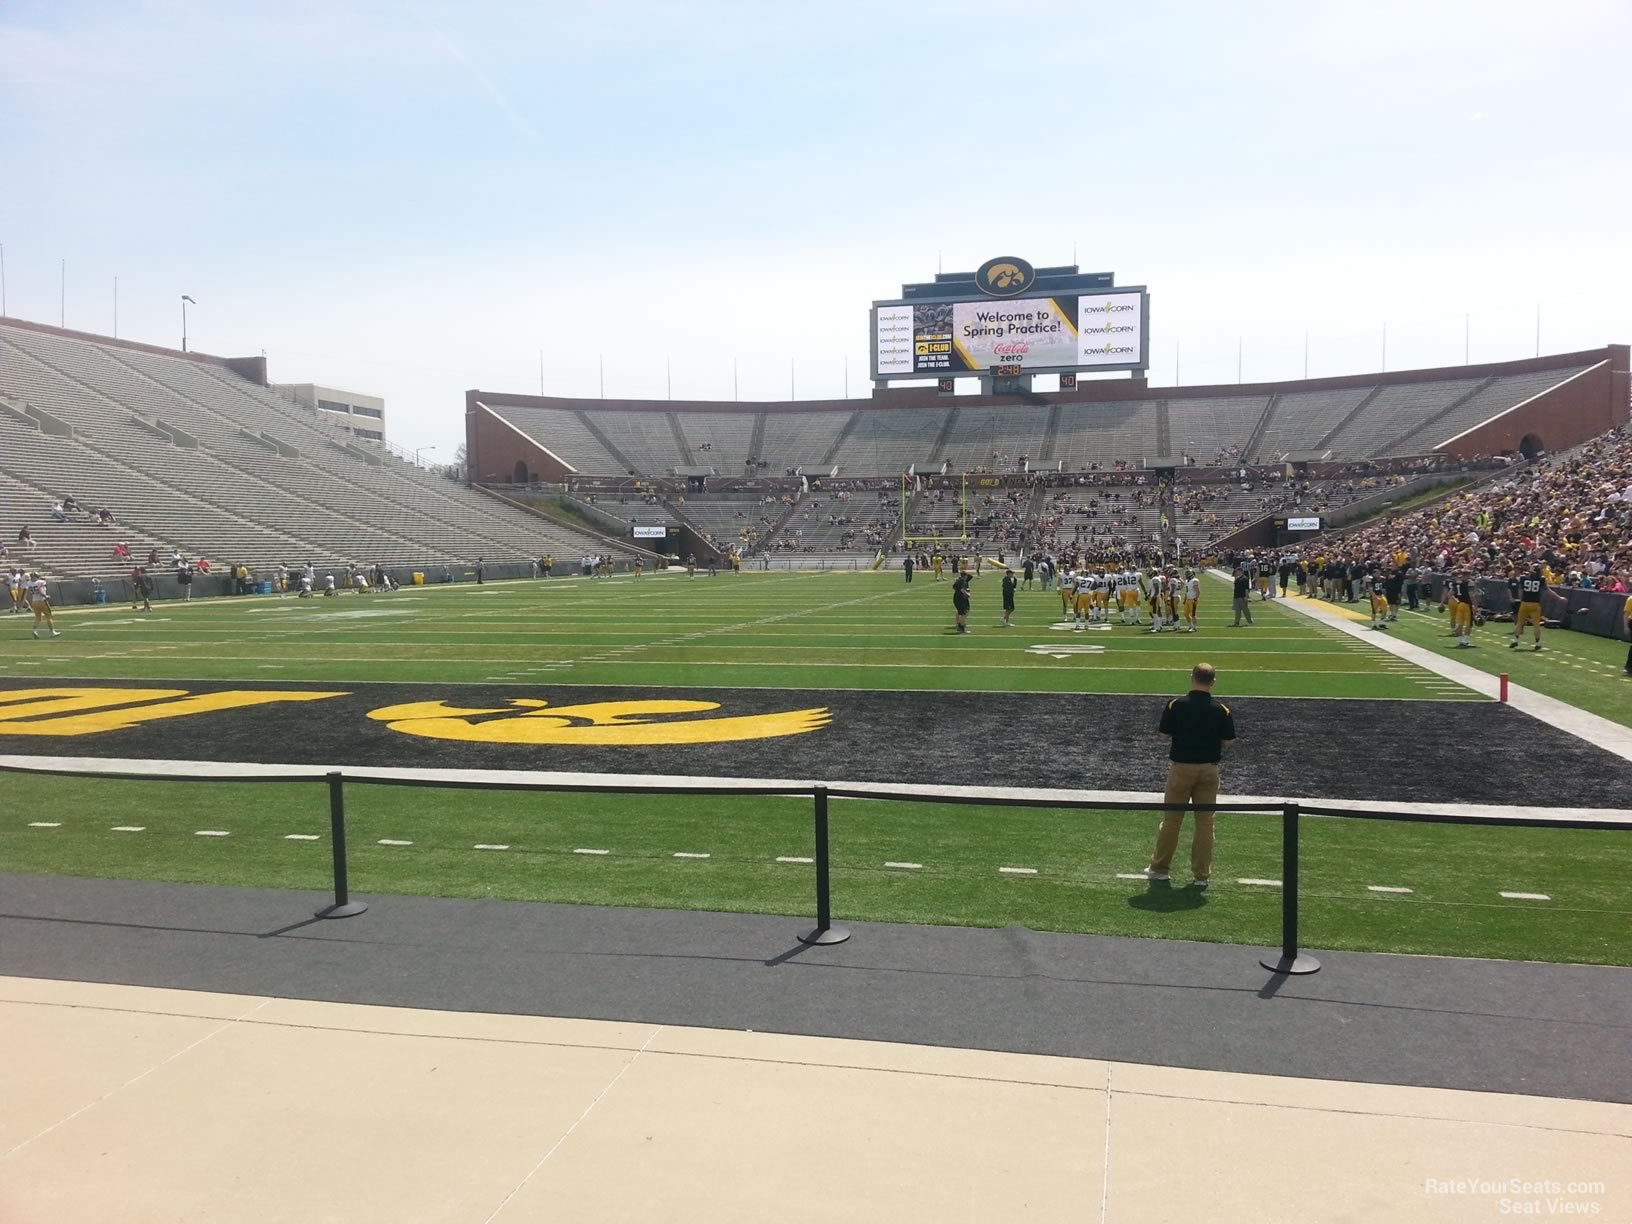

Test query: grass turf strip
[6,776,1629,967]
[2,573,1482,701]
[1356,597,1632,729]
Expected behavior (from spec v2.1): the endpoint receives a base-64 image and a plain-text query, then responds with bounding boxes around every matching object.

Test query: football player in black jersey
[1450,571,1476,648]
[1509,564,1547,651]
[1368,566,1391,630]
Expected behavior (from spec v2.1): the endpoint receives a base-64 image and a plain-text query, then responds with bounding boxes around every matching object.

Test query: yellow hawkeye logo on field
[0,688,347,737]
[368,698,832,746]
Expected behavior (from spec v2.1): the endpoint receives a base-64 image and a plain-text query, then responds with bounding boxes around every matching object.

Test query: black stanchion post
[1261,802,1318,975]
[316,771,368,919]
[797,784,850,946]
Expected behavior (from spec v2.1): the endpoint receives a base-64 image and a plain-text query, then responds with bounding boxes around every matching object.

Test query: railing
[4,760,1627,975]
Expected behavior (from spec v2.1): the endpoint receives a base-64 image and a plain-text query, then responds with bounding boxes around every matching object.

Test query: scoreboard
[872,259,1148,381]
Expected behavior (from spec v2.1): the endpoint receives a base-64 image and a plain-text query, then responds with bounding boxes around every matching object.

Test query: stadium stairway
[572,410,639,476]
[665,413,696,467]
[1038,402,1062,464]
[1240,392,1281,463]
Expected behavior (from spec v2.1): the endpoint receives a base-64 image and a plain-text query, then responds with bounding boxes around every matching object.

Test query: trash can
[257,581,273,594]
[412,572,425,586]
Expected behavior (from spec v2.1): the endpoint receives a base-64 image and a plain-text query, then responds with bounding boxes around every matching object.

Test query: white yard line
[1224,571,1632,766]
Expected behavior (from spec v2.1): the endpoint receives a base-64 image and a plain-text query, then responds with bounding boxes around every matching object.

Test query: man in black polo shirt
[952,571,972,634]
[1145,662,1236,888]
[1230,566,1252,626]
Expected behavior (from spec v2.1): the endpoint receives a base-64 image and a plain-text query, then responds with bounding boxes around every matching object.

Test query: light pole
[414,445,437,468]
[181,295,196,351]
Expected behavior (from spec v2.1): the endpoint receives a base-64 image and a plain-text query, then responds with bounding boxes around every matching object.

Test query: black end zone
[2,679,1627,807]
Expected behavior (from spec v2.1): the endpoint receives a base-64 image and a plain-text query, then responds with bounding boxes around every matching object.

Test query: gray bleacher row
[493,366,1584,477]
[673,499,779,550]
[768,494,894,553]
[477,402,764,478]
[0,323,616,578]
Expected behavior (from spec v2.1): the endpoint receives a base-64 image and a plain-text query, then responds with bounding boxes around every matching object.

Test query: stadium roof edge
[0,314,265,377]
[468,344,1625,415]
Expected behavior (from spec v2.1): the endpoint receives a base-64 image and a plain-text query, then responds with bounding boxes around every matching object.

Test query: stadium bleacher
[1051,400,1160,471]
[937,404,1052,472]
[1251,387,1372,461]
[1379,367,1590,457]
[0,322,623,580]
[829,408,958,475]
[671,498,778,553]
[3,319,1606,579]
[1166,395,1270,464]
[485,362,1599,484]
[672,412,759,472]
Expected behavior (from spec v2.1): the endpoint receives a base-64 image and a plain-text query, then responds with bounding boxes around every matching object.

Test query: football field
[3,570,1630,966]
[0,568,1488,695]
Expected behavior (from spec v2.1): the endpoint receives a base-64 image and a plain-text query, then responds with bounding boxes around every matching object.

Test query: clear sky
[3,0,1629,457]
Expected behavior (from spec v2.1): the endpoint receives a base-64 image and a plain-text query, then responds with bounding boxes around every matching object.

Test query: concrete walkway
[2,975,1627,1224]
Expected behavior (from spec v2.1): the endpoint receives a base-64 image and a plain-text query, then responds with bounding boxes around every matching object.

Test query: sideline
[43,570,685,620]
[1,753,1627,826]
[1217,571,1632,766]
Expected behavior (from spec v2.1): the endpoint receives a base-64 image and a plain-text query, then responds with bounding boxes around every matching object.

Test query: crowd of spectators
[1309,427,1631,585]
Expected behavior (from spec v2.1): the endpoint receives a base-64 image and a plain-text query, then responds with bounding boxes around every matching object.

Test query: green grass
[3,775,1629,965]
[5,569,1630,967]
[1290,591,1632,728]
[7,571,1482,699]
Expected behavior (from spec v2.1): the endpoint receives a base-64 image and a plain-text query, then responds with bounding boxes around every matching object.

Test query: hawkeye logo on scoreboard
[368,698,832,746]
[0,687,346,737]
[975,256,1035,298]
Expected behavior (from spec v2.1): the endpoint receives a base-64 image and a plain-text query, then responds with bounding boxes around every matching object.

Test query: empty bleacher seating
[0,323,624,579]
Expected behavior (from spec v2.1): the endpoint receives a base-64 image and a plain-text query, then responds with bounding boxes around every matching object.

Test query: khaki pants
[1150,762,1220,880]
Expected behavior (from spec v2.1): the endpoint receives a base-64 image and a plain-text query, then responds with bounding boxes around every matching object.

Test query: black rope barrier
[4,759,1629,974]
